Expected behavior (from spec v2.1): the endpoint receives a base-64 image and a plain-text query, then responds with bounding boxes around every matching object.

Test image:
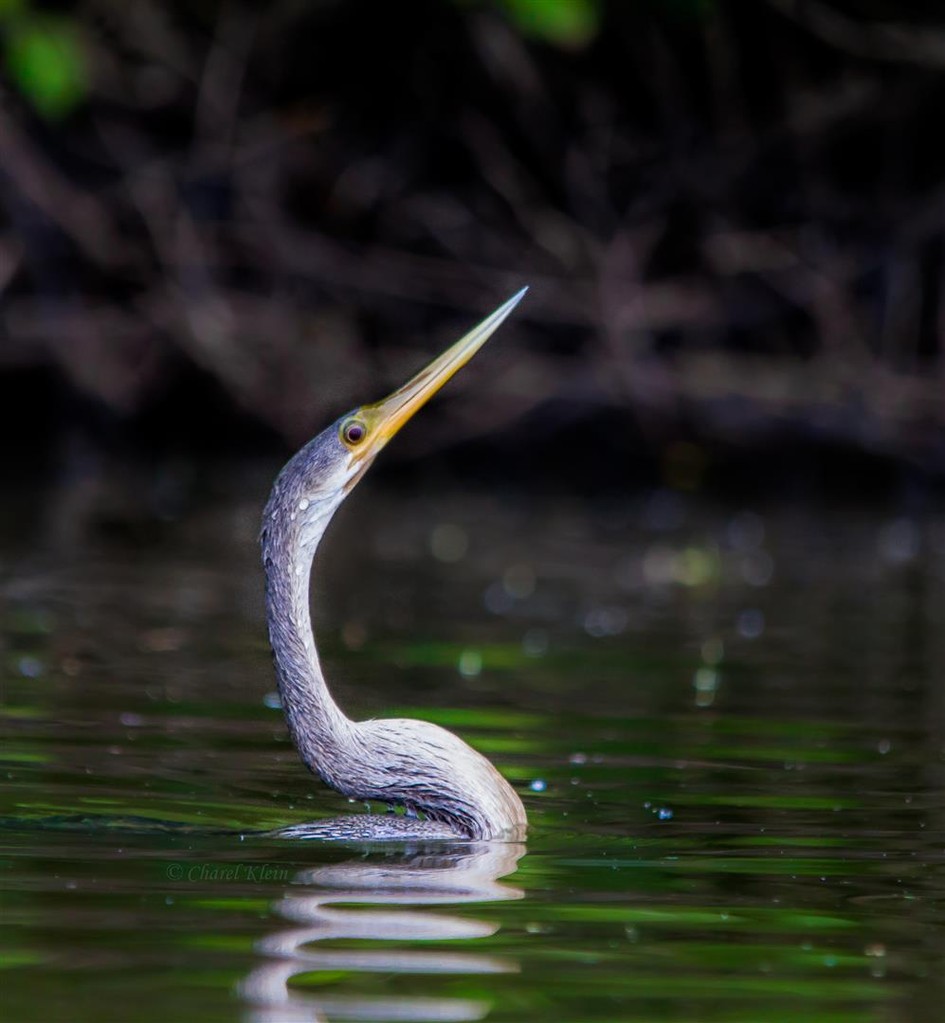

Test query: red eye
[341,418,367,446]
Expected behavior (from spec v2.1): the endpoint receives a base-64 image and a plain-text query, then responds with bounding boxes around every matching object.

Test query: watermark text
[165,862,291,883]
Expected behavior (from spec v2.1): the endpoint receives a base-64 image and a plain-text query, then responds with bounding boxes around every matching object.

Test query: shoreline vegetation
[1,1,944,481]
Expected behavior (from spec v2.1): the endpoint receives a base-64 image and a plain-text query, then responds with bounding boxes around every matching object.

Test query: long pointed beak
[361,287,527,455]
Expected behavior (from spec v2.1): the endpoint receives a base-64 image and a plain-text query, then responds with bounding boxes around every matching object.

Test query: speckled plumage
[261,416,527,842]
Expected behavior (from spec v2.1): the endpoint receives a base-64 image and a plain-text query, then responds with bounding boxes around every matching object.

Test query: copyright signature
[165,862,290,882]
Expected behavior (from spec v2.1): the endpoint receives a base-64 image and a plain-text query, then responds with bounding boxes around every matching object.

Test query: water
[3,478,945,1022]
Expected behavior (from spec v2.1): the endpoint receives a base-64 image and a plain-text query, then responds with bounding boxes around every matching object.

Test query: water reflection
[5,488,945,1023]
[240,840,525,1023]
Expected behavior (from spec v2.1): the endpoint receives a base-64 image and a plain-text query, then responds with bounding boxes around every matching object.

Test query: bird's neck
[261,492,354,788]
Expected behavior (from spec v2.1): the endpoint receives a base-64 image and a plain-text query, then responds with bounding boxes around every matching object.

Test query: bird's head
[334,287,527,490]
[265,288,528,535]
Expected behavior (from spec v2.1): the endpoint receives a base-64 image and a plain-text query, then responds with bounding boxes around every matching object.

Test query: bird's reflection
[240,839,525,1023]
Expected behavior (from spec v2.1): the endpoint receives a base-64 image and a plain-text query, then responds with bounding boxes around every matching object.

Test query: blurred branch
[766,0,945,68]
[194,5,255,151]
[2,0,945,471]
[0,96,123,265]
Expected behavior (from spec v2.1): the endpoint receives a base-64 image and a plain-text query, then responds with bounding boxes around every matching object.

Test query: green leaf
[5,17,86,119]
[498,0,601,49]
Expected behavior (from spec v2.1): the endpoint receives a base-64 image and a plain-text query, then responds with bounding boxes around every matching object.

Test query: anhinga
[261,291,528,841]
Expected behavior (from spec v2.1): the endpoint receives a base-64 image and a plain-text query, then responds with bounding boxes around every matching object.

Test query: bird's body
[261,293,528,842]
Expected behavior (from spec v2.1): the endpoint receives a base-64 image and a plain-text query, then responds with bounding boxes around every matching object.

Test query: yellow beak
[359,287,527,456]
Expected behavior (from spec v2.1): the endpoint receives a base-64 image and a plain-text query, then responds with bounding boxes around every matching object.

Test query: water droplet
[736,608,765,639]
[657,807,674,820]
[503,563,535,599]
[642,544,676,585]
[262,692,282,710]
[457,649,482,678]
[522,628,548,657]
[741,550,774,587]
[483,581,514,615]
[298,498,310,511]
[17,656,43,678]
[583,605,629,638]
[693,667,719,693]
[529,779,547,793]
[693,667,719,708]
[674,547,715,587]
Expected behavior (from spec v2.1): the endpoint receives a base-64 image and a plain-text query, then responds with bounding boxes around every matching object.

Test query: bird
[260,290,528,842]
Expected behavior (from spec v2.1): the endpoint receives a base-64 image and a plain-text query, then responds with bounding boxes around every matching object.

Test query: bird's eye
[340,418,367,447]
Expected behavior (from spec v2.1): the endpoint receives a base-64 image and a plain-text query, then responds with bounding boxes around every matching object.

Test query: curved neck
[261,489,353,788]
[261,467,527,841]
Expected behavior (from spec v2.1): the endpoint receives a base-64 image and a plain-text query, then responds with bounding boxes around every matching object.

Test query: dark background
[3,0,945,515]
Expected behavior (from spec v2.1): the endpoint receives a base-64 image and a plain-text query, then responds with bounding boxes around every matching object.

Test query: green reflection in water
[0,492,941,1023]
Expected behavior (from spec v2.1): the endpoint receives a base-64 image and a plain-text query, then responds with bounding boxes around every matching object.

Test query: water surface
[2,481,944,1021]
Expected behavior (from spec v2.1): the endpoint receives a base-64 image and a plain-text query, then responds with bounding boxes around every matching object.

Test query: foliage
[2,0,945,480]
[496,0,602,48]
[0,2,86,118]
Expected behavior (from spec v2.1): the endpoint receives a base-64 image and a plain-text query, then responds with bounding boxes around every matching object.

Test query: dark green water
[2,480,944,1022]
